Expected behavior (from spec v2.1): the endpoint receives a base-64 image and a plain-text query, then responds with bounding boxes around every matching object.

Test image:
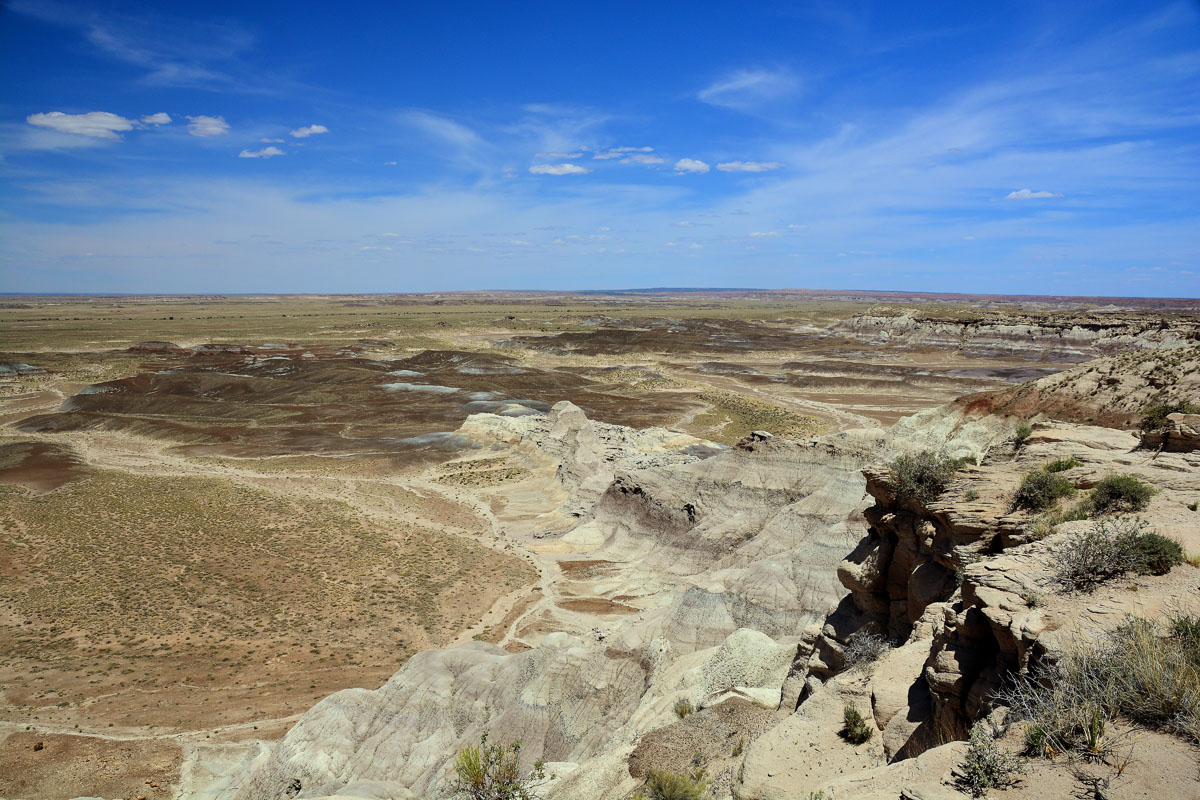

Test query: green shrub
[956,721,1022,797]
[1140,399,1200,433]
[1088,475,1156,515]
[1012,470,1075,512]
[632,768,708,800]
[1130,532,1184,575]
[1013,421,1034,447]
[889,451,964,505]
[673,698,694,719]
[840,703,873,745]
[452,734,551,800]
[1043,458,1081,473]
[1053,517,1185,591]
[963,489,979,501]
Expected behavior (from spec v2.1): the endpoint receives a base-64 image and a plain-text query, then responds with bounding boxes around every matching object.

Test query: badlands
[1,291,1199,800]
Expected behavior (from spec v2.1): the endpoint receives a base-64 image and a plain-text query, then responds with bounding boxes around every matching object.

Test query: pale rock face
[826,309,1200,362]
[229,398,1008,800]
[227,383,1200,800]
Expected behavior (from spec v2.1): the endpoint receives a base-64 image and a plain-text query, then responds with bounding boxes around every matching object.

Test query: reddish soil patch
[558,560,616,579]
[0,732,181,800]
[556,598,639,615]
[0,442,89,492]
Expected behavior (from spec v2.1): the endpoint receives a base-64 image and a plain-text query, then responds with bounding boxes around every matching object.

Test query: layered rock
[1141,412,1200,452]
[826,307,1200,362]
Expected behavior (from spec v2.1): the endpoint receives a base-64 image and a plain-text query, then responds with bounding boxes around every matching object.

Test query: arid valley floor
[2,291,1199,800]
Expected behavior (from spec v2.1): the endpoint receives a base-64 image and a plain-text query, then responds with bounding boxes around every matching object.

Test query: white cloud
[749,231,781,238]
[689,243,703,249]
[384,160,398,165]
[27,111,136,140]
[238,146,284,158]
[699,68,799,111]
[621,154,666,166]
[140,112,171,126]
[716,160,784,172]
[529,163,589,175]
[261,137,284,143]
[594,146,654,159]
[674,158,710,173]
[1006,188,1063,199]
[536,151,582,159]
[291,124,329,138]
[186,115,230,137]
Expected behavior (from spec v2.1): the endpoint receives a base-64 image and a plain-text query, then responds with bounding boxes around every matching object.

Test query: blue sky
[1,1,1198,296]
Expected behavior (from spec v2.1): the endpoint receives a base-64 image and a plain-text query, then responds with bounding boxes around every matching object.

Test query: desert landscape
[1,291,1199,799]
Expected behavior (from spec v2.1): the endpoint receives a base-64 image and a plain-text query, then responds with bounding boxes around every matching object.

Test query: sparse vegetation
[956,721,1022,797]
[889,451,967,505]
[1140,398,1200,433]
[1003,614,1200,759]
[1052,517,1182,592]
[1012,469,1075,512]
[632,768,709,800]
[840,703,873,745]
[842,632,890,669]
[1088,475,1156,515]
[673,698,695,719]
[1043,458,1081,473]
[452,734,551,800]
[1013,421,1034,447]
[963,488,979,501]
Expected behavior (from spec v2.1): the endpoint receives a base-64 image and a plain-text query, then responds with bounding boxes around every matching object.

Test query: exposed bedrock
[230,400,1004,800]
[826,308,1200,361]
[789,420,1200,769]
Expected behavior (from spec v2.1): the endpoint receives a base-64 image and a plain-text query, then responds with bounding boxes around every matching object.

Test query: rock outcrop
[1141,412,1200,452]
[825,307,1200,362]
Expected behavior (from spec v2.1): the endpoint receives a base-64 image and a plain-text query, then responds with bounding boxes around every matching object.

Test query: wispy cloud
[593,146,654,159]
[290,124,328,138]
[621,153,666,166]
[698,68,799,111]
[186,115,230,137]
[26,111,136,140]
[529,163,589,175]
[1005,188,1062,199]
[674,158,710,173]
[717,161,784,172]
[535,151,582,159]
[9,0,257,91]
[238,146,284,158]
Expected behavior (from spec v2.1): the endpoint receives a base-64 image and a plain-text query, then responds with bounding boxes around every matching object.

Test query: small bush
[1129,532,1184,575]
[889,451,964,505]
[843,632,889,669]
[632,768,708,800]
[1044,458,1081,473]
[1088,475,1156,515]
[452,734,551,800]
[963,488,979,501]
[1012,470,1075,512]
[1140,399,1200,433]
[1014,421,1034,446]
[1052,517,1142,592]
[673,698,694,719]
[840,703,873,745]
[956,721,1022,797]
